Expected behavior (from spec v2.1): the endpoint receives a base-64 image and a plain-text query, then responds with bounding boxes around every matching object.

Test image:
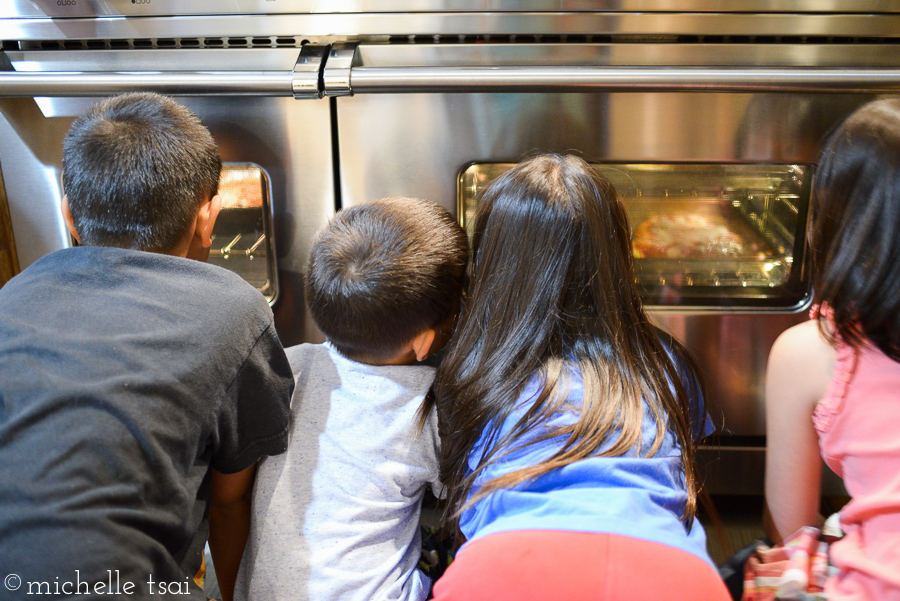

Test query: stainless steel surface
[4,48,306,72]
[0,71,295,97]
[323,43,357,98]
[0,99,72,268]
[338,42,900,94]
[0,47,326,98]
[334,88,867,441]
[8,42,900,98]
[336,92,861,209]
[655,312,806,437]
[348,66,900,94]
[5,1,900,18]
[3,12,900,43]
[292,45,327,99]
[353,42,900,69]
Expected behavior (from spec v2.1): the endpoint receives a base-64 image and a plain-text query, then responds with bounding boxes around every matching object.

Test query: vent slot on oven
[6,31,898,53]
[384,34,899,46]
[8,37,314,52]
[458,162,812,311]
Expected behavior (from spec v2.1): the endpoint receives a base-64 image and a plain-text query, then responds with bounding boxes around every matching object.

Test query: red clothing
[432,530,730,601]
[814,340,900,600]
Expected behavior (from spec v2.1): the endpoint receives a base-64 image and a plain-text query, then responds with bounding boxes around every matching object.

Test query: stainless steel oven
[3,1,900,494]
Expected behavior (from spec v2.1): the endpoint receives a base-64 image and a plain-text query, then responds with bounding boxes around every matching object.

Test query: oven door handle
[0,45,327,99]
[344,65,900,94]
[323,44,900,95]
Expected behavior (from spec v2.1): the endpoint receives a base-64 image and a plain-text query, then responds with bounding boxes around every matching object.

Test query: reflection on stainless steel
[356,42,900,70]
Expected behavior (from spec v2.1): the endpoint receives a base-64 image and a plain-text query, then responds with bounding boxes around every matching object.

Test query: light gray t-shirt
[235,342,442,601]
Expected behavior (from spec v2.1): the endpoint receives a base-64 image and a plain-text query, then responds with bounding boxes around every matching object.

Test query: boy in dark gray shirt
[0,93,293,601]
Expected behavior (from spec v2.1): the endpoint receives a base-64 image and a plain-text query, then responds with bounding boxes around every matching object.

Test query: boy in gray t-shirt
[235,197,468,601]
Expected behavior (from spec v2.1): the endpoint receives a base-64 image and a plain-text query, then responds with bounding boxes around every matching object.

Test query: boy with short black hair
[235,197,468,601]
[0,92,294,601]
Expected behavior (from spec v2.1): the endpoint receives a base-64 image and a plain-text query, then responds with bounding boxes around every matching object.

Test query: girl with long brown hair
[426,153,729,600]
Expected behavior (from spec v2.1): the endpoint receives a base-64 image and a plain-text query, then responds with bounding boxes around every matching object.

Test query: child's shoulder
[770,320,833,365]
[284,342,436,379]
[767,319,836,414]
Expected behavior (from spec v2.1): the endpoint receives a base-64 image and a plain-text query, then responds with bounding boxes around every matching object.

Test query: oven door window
[458,162,811,310]
[208,163,278,305]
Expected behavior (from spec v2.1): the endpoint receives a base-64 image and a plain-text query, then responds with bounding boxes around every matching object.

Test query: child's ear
[60,195,82,245]
[410,328,438,363]
[195,194,222,249]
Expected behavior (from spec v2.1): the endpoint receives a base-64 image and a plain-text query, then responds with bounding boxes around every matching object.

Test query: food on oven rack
[218,166,264,209]
[631,213,763,259]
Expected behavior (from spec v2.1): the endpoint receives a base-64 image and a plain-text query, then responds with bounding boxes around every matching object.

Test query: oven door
[327,40,899,492]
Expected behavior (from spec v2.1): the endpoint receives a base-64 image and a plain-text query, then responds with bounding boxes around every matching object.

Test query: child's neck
[360,348,418,367]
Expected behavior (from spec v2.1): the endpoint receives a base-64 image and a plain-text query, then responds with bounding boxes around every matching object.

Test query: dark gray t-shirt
[0,246,293,599]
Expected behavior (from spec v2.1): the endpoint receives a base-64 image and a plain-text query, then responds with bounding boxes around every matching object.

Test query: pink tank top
[813,338,900,600]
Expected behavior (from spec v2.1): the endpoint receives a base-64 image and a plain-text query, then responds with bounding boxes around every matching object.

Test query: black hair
[427,153,700,537]
[811,97,900,360]
[305,197,469,363]
[62,92,221,252]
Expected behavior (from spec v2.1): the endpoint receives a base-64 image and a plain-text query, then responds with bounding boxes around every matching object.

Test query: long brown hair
[424,153,700,536]
[811,98,900,361]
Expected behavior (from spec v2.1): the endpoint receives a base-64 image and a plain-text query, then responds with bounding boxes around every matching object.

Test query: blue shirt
[458,360,716,566]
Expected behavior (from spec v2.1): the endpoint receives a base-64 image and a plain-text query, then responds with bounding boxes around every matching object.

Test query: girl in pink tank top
[765,97,900,601]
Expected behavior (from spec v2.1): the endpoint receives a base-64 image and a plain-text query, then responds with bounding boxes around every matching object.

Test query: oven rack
[636,258,790,289]
[208,233,267,261]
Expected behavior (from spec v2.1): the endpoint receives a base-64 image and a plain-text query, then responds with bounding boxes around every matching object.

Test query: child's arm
[208,464,257,601]
[764,320,835,544]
